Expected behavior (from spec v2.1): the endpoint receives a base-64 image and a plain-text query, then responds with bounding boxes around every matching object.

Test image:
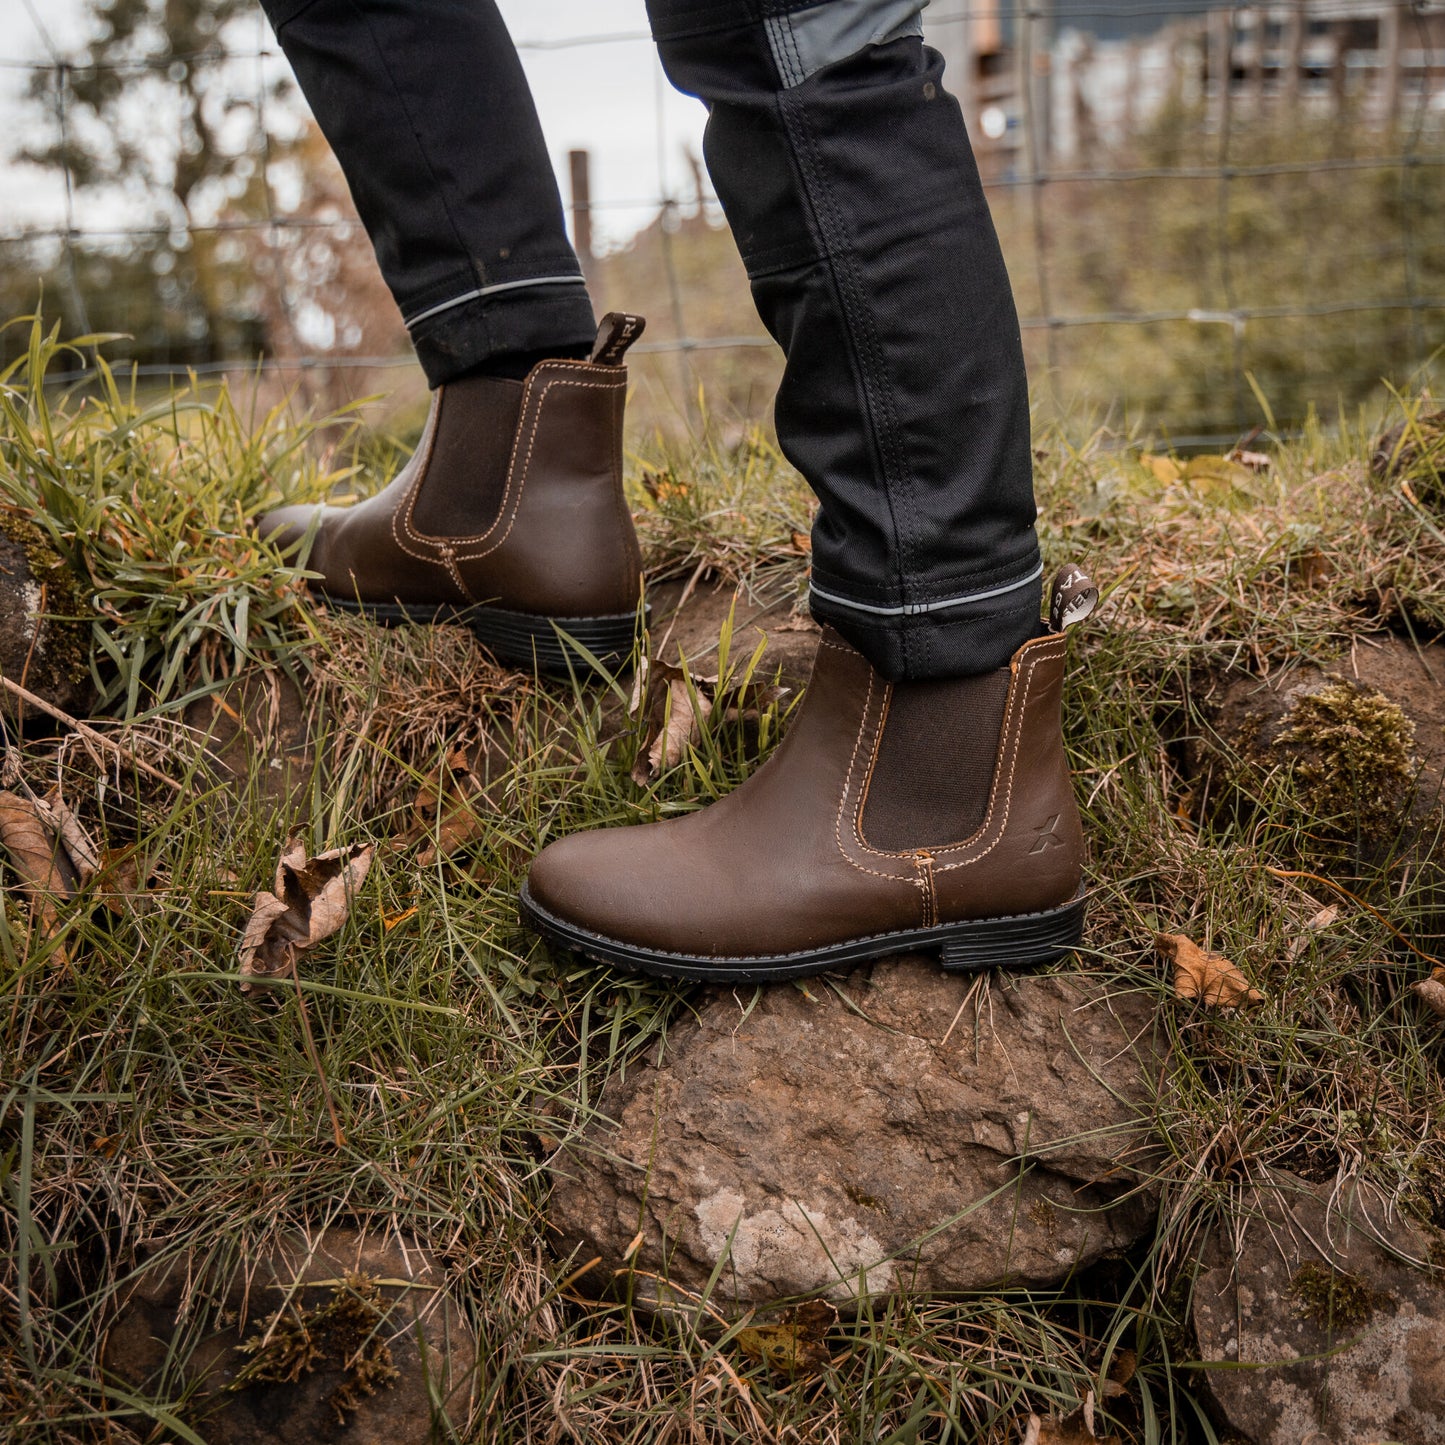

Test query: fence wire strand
[1,2,1441,441]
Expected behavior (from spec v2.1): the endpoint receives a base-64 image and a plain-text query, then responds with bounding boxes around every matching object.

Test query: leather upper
[525,627,1084,958]
[259,359,644,619]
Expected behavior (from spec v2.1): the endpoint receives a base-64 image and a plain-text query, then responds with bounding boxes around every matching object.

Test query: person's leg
[255,0,647,674]
[258,0,595,384]
[652,0,1042,682]
[521,2,1093,977]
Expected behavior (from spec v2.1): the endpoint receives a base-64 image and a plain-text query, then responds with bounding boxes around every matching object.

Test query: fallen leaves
[628,657,787,787]
[1156,932,1264,1007]
[1137,451,1264,495]
[391,747,486,867]
[237,837,372,1150]
[1022,1389,1120,1444]
[0,788,105,964]
[238,839,373,993]
[735,1299,836,1376]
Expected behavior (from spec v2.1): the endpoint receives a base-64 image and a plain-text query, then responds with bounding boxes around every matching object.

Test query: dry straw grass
[1,321,1442,1443]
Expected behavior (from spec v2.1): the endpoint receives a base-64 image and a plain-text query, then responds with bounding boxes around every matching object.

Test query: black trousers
[259,0,1042,680]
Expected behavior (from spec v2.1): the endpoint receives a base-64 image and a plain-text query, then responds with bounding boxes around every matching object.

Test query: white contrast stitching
[388,387,444,566]
[452,372,624,564]
[396,364,624,560]
[844,635,1066,870]
[830,673,922,889]
[933,639,1065,874]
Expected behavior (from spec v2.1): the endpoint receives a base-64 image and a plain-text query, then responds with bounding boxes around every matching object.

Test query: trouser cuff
[810,563,1045,681]
[410,285,598,388]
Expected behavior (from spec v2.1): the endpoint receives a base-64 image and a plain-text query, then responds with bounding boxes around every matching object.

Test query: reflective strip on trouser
[648,0,1043,679]
[258,0,596,387]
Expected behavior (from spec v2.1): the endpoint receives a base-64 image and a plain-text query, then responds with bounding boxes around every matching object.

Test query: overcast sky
[0,0,711,250]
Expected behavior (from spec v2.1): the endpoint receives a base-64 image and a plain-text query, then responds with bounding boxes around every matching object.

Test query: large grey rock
[1192,1169,1445,1445]
[549,963,1166,1309]
[105,1226,475,1444]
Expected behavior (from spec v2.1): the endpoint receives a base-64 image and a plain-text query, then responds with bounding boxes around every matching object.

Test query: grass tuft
[2,330,1443,1442]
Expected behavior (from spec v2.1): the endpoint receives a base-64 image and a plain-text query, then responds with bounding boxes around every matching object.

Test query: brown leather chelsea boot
[520,567,1099,981]
[258,313,648,676]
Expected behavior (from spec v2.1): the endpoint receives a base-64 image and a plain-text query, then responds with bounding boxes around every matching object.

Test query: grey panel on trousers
[764,0,927,88]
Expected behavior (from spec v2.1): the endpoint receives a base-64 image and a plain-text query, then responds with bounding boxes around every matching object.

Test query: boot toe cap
[524,829,646,942]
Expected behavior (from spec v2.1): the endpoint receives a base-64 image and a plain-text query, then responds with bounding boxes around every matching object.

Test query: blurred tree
[18,0,287,364]
[226,120,414,413]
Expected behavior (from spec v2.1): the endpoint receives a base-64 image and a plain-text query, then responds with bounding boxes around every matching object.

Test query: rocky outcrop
[0,515,92,721]
[104,1227,475,1445]
[1192,1169,1445,1445]
[549,962,1166,1309]
[1193,635,1445,865]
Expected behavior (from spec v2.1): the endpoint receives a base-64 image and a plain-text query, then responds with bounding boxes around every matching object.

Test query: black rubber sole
[316,592,646,678]
[518,885,1087,982]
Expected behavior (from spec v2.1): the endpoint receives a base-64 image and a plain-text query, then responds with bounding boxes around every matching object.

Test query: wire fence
[2,1,1443,444]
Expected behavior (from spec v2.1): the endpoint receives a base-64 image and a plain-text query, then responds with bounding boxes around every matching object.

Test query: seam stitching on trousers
[779,72,920,663]
[763,15,801,86]
[348,0,483,300]
[404,274,587,329]
[810,562,1045,617]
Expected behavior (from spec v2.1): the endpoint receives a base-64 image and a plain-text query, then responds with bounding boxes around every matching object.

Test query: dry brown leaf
[1411,966,1445,1018]
[0,788,81,964]
[629,656,789,786]
[1182,454,1259,492]
[95,845,155,916]
[1025,1390,1121,1444]
[0,790,73,893]
[1157,932,1264,1007]
[38,793,99,887]
[1139,452,1182,485]
[790,529,812,554]
[238,839,374,992]
[630,659,713,786]
[736,1298,836,1376]
[393,748,488,867]
[647,676,710,782]
[1099,1346,1137,1398]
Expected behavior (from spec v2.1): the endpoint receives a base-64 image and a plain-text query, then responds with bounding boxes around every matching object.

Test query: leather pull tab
[590,312,646,366]
[1049,565,1098,633]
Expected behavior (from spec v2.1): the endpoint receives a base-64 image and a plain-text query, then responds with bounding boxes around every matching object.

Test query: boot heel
[937,895,1087,973]
[470,606,648,678]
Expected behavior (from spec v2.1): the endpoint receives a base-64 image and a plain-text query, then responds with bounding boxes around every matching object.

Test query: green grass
[2,321,1444,1443]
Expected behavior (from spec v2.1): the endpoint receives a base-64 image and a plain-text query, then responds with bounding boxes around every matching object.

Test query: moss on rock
[231,1274,401,1427]
[1272,680,1418,830]
[1215,673,1424,861]
[0,511,92,720]
[1290,1260,1391,1332]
